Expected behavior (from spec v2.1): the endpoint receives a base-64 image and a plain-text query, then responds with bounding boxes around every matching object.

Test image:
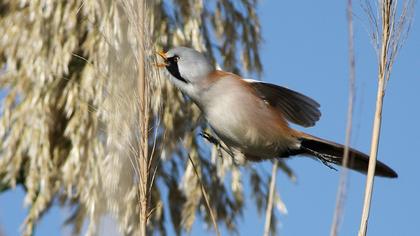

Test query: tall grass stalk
[136,1,149,235]
[330,0,356,235]
[120,0,157,234]
[359,1,414,235]
[264,160,279,236]
[187,153,221,236]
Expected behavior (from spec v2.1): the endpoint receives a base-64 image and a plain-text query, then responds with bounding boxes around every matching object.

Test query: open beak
[155,51,168,67]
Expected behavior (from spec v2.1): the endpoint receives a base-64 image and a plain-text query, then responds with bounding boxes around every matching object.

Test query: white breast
[200,77,298,159]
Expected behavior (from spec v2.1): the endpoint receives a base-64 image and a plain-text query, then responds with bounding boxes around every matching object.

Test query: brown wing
[245,80,321,127]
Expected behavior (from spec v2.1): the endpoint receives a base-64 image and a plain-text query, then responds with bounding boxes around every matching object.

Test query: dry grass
[0,1,296,235]
[359,1,414,235]
[187,153,221,236]
[330,1,414,235]
[120,0,155,234]
[263,160,279,236]
[330,0,356,235]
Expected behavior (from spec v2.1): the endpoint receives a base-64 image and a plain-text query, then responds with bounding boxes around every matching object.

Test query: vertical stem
[264,160,279,236]
[330,0,355,235]
[137,1,149,236]
[358,77,385,236]
[187,154,221,236]
[359,1,390,235]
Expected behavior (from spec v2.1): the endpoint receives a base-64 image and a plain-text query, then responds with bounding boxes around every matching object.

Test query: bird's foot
[199,131,236,162]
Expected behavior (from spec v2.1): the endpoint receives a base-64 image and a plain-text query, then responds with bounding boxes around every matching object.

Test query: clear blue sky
[1,1,419,235]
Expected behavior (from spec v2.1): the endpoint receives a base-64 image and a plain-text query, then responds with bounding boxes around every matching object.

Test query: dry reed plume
[0,0,292,235]
[359,0,414,235]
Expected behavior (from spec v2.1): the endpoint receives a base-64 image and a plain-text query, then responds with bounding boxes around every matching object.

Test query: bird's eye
[173,56,179,62]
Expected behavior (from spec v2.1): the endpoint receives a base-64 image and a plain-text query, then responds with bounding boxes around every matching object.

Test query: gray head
[160,47,214,97]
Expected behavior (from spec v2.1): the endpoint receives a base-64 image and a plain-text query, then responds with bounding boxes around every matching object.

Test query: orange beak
[154,51,168,67]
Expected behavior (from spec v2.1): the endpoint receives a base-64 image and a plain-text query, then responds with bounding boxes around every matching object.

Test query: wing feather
[245,80,321,127]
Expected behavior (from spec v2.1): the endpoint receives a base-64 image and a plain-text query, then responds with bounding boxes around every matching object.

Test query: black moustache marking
[165,56,189,83]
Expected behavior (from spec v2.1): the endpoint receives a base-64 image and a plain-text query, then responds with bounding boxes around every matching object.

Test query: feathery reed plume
[102,1,162,234]
[330,0,356,235]
[359,1,414,235]
[0,0,294,234]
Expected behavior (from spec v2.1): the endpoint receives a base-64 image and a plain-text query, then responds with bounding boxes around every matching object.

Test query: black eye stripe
[165,55,189,83]
[167,55,179,63]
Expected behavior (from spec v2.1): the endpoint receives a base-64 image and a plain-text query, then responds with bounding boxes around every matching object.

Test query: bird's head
[156,47,214,98]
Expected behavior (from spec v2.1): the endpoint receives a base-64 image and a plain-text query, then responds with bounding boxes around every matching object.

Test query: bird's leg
[200,131,220,145]
[199,131,236,161]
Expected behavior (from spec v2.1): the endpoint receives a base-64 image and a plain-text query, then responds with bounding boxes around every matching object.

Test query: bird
[156,46,397,178]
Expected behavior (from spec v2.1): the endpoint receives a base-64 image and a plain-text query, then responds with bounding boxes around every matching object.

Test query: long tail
[296,133,397,178]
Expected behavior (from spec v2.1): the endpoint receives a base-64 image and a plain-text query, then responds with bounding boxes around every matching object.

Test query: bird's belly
[204,90,297,159]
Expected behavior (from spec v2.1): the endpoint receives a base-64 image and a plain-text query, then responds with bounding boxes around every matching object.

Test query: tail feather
[298,134,398,178]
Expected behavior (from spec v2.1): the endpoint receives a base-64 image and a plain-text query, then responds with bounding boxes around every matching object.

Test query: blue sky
[1,1,419,236]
